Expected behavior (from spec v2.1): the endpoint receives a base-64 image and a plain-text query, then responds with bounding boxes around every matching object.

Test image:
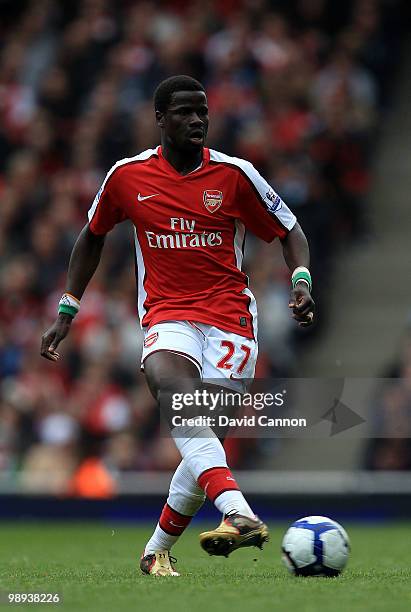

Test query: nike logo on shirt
[137,192,160,201]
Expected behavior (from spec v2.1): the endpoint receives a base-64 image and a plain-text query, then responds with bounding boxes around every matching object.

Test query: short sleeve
[236,162,296,242]
[88,167,127,235]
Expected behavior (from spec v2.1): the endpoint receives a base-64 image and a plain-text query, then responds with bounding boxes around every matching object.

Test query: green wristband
[292,270,312,292]
[58,304,78,318]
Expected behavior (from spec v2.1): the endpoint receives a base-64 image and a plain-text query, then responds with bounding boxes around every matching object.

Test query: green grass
[0,522,410,612]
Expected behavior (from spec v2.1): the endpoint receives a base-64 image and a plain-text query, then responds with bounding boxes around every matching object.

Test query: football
[281,515,350,577]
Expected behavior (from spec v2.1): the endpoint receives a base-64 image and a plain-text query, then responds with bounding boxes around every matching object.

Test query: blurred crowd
[364,328,411,471]
[0,0,406,494]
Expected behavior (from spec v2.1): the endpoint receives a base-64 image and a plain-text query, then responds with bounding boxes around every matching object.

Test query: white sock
[144,459,205,555]
[167,458,205,515]
[214,490,255,519]
[172,426,255,519]
[144,523,179,555]
[172,425,227,478]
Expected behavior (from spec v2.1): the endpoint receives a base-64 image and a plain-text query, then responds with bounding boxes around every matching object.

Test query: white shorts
[141,320,258,392]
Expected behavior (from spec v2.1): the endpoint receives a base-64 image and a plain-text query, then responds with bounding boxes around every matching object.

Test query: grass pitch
[0,522,410,612]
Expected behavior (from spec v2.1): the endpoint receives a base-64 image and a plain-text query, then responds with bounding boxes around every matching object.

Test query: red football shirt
[88,146,296,339]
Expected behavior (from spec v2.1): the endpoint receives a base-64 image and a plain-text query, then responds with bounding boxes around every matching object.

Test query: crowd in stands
[364,326,411,470]
[0,0,406,493]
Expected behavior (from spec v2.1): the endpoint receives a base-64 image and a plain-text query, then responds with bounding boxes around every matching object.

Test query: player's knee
[144,350,200,403]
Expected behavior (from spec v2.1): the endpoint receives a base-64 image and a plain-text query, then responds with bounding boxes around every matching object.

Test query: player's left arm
[234,161,314,326]
[280,222,315,327]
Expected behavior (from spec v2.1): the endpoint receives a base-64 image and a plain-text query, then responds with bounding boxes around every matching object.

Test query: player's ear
[155,110,165,128]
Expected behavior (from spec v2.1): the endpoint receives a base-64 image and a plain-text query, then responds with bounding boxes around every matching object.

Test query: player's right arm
[40,165,127,362]
[40,225,106,361]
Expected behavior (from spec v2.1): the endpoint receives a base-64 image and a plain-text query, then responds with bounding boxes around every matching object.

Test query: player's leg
[193,393,269,557]
[141,321,267,567]
[140,459,206,576]
[174,422,256,519]
[141,346,205,576]
[144,348,267,559]
[143,347,261,566]
[144,347,255,518]
[197,324,269,557]
[143,458,205,554]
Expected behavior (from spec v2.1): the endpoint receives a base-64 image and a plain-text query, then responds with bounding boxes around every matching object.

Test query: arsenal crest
[203,190,223,213]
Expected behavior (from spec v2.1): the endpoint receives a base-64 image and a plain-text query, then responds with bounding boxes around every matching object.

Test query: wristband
[58,293,80,318]
[291,267,312,292]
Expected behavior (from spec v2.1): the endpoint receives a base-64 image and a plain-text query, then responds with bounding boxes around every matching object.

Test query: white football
[281,515,350,576]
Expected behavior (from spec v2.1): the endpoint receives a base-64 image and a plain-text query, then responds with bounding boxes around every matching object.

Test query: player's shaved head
[154,75,205,113]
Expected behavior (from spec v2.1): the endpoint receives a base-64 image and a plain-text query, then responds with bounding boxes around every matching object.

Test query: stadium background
[0,0,410,524]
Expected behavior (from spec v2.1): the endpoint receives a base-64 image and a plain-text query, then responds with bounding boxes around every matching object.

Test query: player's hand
[40,314,73,361]
[288,283,315,327]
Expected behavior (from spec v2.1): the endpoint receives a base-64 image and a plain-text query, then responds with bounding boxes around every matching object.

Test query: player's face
[158,91,209,152]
